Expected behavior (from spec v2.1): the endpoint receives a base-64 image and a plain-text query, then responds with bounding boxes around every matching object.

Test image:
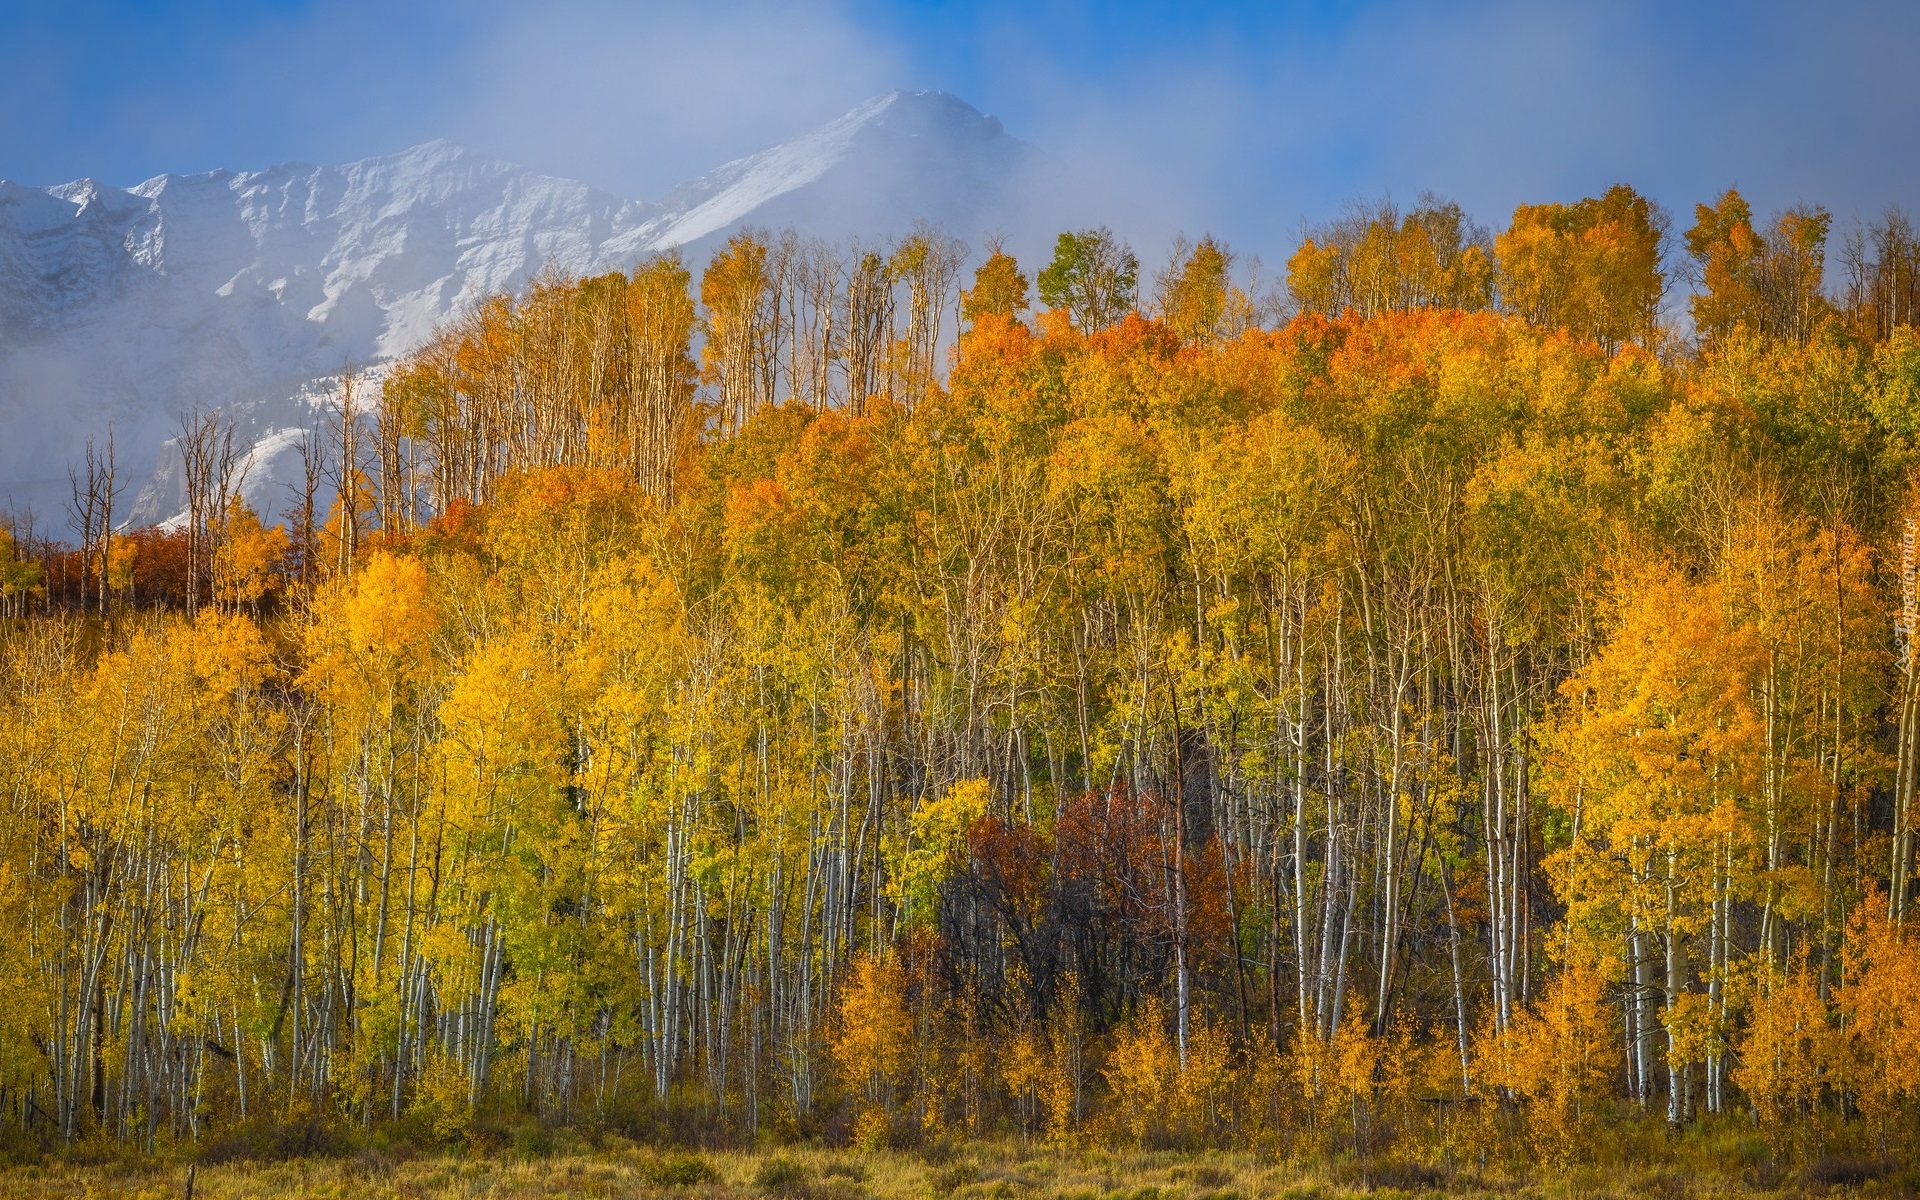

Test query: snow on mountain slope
[639,93,904,248]
[625,90,1040,253]
[0,91,1041,532]
[0,139,660,528]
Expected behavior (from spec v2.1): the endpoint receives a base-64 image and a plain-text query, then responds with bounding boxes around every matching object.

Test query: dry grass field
[0,1141,1907,1200]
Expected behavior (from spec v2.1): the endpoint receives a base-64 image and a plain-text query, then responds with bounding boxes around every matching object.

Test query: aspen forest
[10,189,1920,1189]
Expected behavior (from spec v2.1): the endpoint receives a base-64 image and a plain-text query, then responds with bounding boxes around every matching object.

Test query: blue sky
[4,0,1917,262]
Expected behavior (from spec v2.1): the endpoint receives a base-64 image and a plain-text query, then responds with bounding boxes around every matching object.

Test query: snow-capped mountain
[628,90,1040,253]
[0,91,1044,531]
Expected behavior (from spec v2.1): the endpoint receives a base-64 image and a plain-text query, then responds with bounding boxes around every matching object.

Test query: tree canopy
[6,197,1920,1170]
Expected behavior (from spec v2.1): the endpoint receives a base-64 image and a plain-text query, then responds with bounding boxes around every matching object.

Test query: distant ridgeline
[5,188,1920,1174]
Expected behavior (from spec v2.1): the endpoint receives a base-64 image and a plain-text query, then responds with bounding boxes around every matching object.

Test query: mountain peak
[834,90,1009,142]
[642,90,1033,250]
[364,138,489,173]
[403,136,469,157]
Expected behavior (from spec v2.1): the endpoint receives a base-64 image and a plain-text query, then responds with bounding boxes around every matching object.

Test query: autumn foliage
[5,200,1920,1180]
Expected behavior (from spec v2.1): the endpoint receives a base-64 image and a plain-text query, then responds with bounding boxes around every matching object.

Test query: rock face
[0,91,1043,529]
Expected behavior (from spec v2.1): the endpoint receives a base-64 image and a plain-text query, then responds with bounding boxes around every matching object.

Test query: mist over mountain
[0,91,1056,532]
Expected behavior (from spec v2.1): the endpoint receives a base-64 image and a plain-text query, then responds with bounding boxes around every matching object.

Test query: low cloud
[900,0,1920,266]
[4,0,1916,273]
[439,0,903,199]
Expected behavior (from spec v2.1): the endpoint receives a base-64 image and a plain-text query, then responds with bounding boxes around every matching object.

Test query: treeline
[5,186,1920,1172]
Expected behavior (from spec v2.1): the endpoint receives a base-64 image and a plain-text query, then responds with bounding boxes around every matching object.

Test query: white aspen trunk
[1664,850,1683,1126]
[1893,667,1918,923]
[1440,863,1471,1093]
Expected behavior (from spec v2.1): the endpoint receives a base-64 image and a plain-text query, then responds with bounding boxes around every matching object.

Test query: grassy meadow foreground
[4,192,1920,1189]
[2,1139,1913,1199]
